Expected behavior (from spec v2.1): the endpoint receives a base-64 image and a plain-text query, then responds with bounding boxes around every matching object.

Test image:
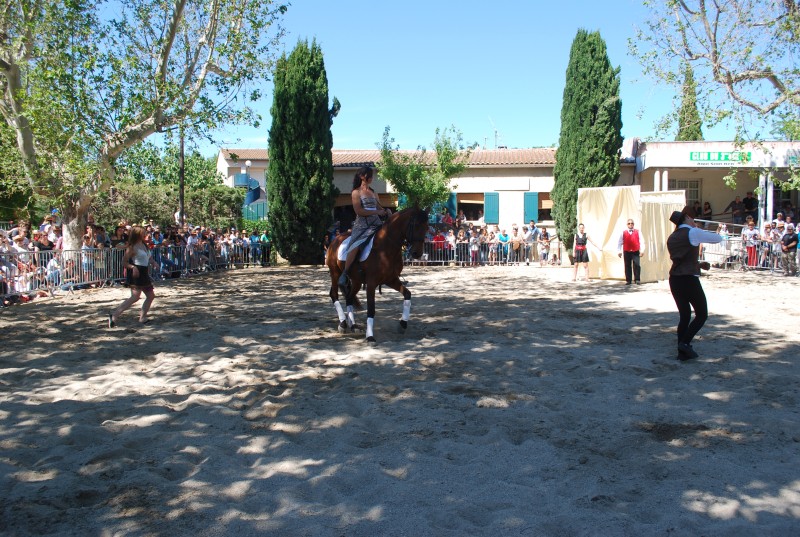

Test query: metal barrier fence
[404,241,562,267]
[703,236,796,273]
[1,242,271,304]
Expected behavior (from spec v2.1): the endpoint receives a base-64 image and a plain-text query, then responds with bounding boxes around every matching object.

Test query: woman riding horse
[338,167,392,296]
[327,200,428,343]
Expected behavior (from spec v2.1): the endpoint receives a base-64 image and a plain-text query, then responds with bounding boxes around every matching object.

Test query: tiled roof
[220,148,269,161]
[221,147,556,167]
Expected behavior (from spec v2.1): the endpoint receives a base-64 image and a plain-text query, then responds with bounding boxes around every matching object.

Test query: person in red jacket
[617,218,645,285]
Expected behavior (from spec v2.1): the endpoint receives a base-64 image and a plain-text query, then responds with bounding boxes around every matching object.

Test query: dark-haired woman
[667,206,724,361]
[338,167,391,294]
[108,225,158,327]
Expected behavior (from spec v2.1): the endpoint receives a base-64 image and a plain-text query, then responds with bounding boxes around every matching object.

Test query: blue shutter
[484,192,499,224]
[234,173,249,187]
[524,192,539,223]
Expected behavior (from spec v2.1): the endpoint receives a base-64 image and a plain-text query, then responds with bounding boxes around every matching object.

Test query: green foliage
[0,122,31,221]
[267,39,338,265]
[115,141,223,189]
[92,180,244,230]
[377,125,468,210]
[0,0,287,248]
[675,64,704,141]
[631,0,799,141]
[553,29,623,252]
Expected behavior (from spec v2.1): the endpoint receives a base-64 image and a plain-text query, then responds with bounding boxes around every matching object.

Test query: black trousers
[623,251,641,283]
[669,275,708,345]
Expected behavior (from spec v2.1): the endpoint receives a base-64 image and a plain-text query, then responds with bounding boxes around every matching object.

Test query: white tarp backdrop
[577,186,685,282]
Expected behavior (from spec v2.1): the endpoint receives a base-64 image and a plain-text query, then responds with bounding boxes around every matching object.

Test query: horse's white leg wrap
[366,317,374,339]
[346,305,355,327]
[334,301,346,322]
[402,299,411,321]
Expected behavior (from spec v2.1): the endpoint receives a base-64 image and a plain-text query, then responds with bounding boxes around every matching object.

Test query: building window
[668,179,701,206]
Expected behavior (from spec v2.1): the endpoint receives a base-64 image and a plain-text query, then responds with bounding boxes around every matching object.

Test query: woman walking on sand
[572,223,600,282]
[108,226,158,327]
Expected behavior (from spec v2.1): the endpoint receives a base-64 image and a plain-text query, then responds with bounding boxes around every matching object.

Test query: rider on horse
[338,166,392,295]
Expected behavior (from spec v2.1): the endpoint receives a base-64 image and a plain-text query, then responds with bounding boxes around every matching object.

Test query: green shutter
[484,192,499,224]
[524,192,539,223]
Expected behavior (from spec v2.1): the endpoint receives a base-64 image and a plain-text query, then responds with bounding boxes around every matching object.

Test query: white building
[217,140,799,230]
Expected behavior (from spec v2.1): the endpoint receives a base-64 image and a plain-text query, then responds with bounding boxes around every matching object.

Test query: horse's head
[402,207,429,259]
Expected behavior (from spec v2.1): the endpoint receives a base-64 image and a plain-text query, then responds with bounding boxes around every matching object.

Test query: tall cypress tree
[675,64,704,141]
[552,29,622,254]
[268,39,339,265]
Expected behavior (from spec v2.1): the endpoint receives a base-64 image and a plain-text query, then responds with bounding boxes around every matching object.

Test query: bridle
[380,208,427,251]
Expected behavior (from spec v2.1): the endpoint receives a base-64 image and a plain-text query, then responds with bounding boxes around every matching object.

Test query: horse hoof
[366,336,377,343]
[351,324,360,333]
[399,320,408,330]
[338,321,348,334]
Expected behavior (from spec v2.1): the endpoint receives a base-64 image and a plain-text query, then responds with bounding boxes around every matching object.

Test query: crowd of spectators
[706,211,799,275]
[413,219,559,267]
[1,215,272,306]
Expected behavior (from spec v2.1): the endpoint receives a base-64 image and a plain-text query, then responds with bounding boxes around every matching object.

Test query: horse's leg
[384,277,411,330]
[365,282,377,343]
[330,282,348,333]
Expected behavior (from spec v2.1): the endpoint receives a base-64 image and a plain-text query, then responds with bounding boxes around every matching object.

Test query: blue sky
[202,0,736,156]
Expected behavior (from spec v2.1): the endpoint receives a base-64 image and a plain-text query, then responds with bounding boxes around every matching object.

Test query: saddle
[337,236,374,262]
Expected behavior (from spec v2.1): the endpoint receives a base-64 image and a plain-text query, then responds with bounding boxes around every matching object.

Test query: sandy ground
[1,265,799,537]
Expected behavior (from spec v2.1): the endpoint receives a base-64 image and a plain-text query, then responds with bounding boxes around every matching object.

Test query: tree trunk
[60,192,92,251]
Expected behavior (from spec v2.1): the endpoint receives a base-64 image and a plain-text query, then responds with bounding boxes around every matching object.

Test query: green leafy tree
[92,180,244,230]
[676,64,704,141]
[0,0,287,249]
[552,29,623,254]
[377,125,468,210]
[631,1,799,138]
[631,0,800,188]
[0,121,30,221]
[115,141,223,188]
[267,39,339,265]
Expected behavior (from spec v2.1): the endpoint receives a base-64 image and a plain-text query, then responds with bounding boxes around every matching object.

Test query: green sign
[689,151,751,163]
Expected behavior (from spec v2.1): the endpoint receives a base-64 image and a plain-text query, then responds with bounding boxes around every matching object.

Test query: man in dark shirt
[723,196,745,225]
[781,223,798,276]
[742,191,758,221]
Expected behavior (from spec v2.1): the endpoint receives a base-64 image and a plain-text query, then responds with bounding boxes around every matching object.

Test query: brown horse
[326,207,429,342]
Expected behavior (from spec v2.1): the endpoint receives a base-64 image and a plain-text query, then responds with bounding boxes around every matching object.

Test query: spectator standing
[456,229,469,266]
[617,218,645,285]
[469,228,480,266]
[522,225,535,266]
[509,226,523,265]
[740,221,760,268]
[702,202,713,225]
[109,226,158,327]
[496,229,510,264]
[723,196,745,225]
[743,191,758,222]
[249,229,261,266]
[259,229,271,267]
[538,227,553,267]
[528,220,540,263]
[487,231,498,265]
[445,229,457,263]
[781,223,798,276]
[666,207,724,361]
